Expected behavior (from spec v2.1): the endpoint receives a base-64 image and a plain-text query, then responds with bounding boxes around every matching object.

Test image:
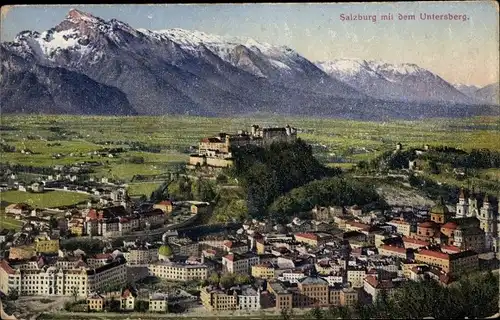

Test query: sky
[1,2,498,87]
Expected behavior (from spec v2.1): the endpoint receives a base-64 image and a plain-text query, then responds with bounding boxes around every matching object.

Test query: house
[87,293,105,311]
[120,289,136,311]
[31,182,44,193]
[294,232,333,247]
[149,293,168,312]
[153,201,173,214]
[222,253,260,274]
[5,203,30,216]
[191,202,211,215]
[363,275,403,302]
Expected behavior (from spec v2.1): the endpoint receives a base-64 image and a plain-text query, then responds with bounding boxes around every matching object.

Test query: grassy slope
[0,190,90,208]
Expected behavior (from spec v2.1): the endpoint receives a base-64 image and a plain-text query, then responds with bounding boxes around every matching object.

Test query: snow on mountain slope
[316,59,475,104]
[454,83,480,97]
[1,9,494,118]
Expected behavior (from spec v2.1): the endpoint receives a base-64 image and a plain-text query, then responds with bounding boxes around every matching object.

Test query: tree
[7,288,18,301]
[72,287,78,302]
[208,272,220,286]
[220,273,236,289]
[106,297,121,312]
[308,306,324,320]
[235,273,251,285]
[280,308,294,320]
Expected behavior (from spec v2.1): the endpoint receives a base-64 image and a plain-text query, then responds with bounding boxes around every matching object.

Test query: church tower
[467,187,479,217]
[456,188,468,218]
[479,194,495,251]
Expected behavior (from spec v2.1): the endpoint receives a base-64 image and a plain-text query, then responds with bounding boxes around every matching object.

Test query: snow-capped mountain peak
[66,8,103,25]
[316,58,474,104]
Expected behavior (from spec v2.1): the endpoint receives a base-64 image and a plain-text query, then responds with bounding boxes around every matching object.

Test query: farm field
[1,115,499,199]
[0,190,90,208]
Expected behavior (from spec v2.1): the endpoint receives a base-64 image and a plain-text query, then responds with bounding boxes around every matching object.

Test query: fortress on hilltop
[188,124,297,169]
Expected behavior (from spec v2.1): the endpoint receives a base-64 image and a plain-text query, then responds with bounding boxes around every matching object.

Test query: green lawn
[0,213,23,230]
[0,190,90,208]
[127,182,162,197]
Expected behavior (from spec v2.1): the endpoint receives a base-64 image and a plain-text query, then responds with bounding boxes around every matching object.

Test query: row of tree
[268,177,385,220]
[201,272,252,289]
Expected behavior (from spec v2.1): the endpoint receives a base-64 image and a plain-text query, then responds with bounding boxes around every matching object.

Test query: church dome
[159,245,173,257]
[431,200,449,215]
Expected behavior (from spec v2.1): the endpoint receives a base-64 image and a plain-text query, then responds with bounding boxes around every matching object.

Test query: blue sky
[1,3,498,86]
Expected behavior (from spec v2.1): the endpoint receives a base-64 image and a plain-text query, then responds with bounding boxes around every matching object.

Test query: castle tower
[251,125,259,137]
[456,188,468,218]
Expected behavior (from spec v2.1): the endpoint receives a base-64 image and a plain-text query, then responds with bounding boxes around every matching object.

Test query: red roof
[440,245,460,253]
[441,222,458,230]
[122,289,133,298]
[157,200,172,206]
[94,253,112,260]
[223,240,233,248]
[87,209,99,220]
[223,254,234,262]
[380,245,407,254]
[295,233,318,241]
[402,237,430,246]
[389,218,409,225]
[417,249,449,260]
[346,221,370,229]
[0,260,15,275]
[419,221,437,229]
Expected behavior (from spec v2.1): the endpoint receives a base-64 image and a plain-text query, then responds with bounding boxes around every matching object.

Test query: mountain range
[1,9,498,119]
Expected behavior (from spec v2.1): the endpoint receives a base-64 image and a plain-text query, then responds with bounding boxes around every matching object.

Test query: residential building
[153,201,173,214]
[295,276,330,307]
[222,253,259,274]
[149,293,168,312]
[0,256,127,297]
[347,267,367,288]
[200,287,238,311]
[378,245,408,259]
[120,289,136,311]
[414,249,478,275]
[34,237,59,254]
[149,261,208,281]
[238,286,261,311]
[251,263,276,279]
[87,293,105,311]
[387,218,411,237]
[363,275,403,302]
[294,232,333,247]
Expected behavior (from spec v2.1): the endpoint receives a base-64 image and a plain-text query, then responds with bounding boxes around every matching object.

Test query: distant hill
[475,82,500,105]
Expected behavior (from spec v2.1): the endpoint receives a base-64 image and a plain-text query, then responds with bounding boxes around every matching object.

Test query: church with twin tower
[456,188,500,254]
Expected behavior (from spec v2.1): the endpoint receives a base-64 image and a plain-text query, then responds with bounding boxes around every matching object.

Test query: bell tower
[456,188,468,218]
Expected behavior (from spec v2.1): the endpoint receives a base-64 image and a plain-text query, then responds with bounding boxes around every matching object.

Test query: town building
[149,293,168,312]
[413,249,478,275]
[0,256,127,297]
[148,261,208,281]
[222,253,260,274]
